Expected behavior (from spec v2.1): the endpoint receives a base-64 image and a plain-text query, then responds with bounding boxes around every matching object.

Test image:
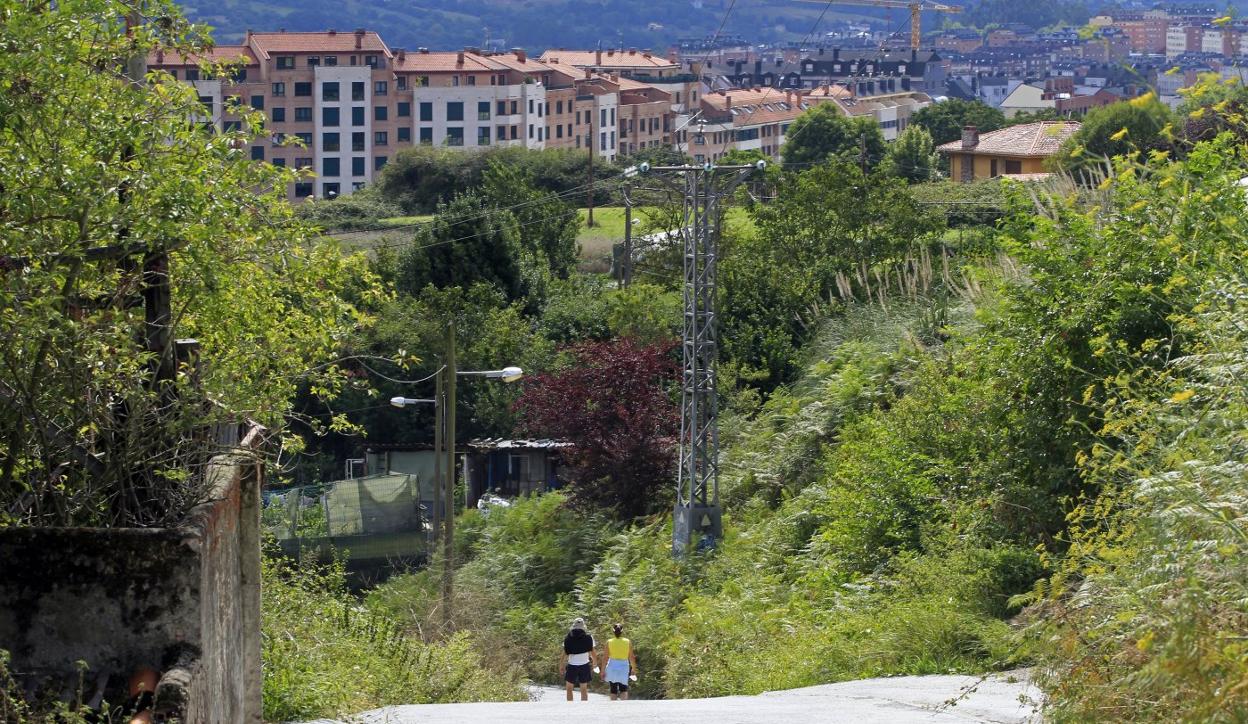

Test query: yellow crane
[792,0,963,51]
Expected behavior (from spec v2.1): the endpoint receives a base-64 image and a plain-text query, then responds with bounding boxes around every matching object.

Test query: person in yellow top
[602,623,639,700]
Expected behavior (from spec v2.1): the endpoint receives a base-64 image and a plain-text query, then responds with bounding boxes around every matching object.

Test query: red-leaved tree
[515,337,679,518]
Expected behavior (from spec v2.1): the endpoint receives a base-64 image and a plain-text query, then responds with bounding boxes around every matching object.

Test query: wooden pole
[441,322,457,629]
[431,367,442,552]
[586,107,595,227]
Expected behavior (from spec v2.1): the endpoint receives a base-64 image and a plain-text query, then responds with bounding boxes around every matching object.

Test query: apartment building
[391,49,547,151]
[677,87,802,162]
[151,29,400,201]
[540,47,699,114]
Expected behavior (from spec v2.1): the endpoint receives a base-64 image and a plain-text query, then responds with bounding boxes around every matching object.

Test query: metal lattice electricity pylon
[637,160,762,556]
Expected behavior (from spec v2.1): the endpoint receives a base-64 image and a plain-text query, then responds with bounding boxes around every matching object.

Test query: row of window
[275,54,383,70]
[251,149,388,174]
[270,80,390,99]
[271,131,395,149]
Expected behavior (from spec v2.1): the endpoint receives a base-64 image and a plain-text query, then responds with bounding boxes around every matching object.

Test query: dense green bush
[294,188,404,231]
[263,551,523,721]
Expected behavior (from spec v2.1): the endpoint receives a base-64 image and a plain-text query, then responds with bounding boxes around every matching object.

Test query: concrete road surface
[330,671,1041,723]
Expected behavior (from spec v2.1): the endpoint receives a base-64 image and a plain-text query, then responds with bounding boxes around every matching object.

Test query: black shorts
[610,681,629,694]
[565,663,592,685]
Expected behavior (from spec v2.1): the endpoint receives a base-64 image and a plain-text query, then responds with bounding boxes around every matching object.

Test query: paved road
[334,671,1041,724]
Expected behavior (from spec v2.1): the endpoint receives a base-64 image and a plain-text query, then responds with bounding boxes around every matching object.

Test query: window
[295,133,312,146]
[374,106,388,121]
[223,120,242,133]
[528,99,534,114]
[1004,159,1022,174]
[417,75,430,87]
[466,75,476,86]
[420,102,433,122]
[294,182,313,197]
[497,100,507,116]
[185,67,200,81]
[276,56,295,70]
[295,156,314,168]
[272,157,286,167]
[397,76,407,90]
[528,124,534,139]
[478,101,490,121]
[322,82,339,101]
[294,82,312,97]
[307,56,320,67]
[375,156,388,170]
[374,81,388,96]
[352,106,365,126]
[322,182,340,198]
[271,107,286,122]
[446,102,463,121]
[508,454,530,479]
[497,125,507,140]
[324,55,338,67]
[600,131,607,151]
[272,82,286,97]
[538,127,543,142]
[374,131,388,146]
[510,100,518,115]
[600,109,607,127]
[198,96,213,115]
[446,127,463,146]
[366,55,380,68]
[510,125,518,140]
[477,126,490,145]
[322,107,340,126]
[250,146,264,160]
[352,132,365,151]
[323,132,340,151]
[322,157,340,177]
[556,124,563,138]
[452,75,460,87]
[556,100,563,114]
[990,159,999,178]
[352,81,365,101]
[610,108,615,125]
[419,127,432,145]
[610,131,615,148]
[397,102,411,117]
[352,157,366,176]
[295,107,312,122]
[398,127,411,142]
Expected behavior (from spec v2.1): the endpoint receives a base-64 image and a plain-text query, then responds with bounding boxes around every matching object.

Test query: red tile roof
[538,49,678,70]
[392,51,505,73]
[149,45,258,66]
[249,31,389,58]
[937,121,1081,158]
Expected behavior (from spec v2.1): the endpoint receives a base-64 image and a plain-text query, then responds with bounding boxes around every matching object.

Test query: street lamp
[388,324,523,629]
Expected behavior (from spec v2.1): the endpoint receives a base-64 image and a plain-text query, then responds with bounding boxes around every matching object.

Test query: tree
[910,99,1007,146]
[395,192,524,302]
[1054,94,1172,174]
[480,162,580,279]
[515,338,679,518]
[781,104,886,170]
[0,0,376,527]
[883,126,940,182]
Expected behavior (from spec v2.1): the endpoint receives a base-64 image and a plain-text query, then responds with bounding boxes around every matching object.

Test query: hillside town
[152,3,1236,202]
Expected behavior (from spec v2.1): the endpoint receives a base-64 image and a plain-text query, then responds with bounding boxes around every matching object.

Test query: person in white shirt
[560,617,599,701]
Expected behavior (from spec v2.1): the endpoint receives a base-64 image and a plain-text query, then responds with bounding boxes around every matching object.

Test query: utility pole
[640,160,761,556]
[622,184,633,288]
[441,321,457,628]
[586,107,596,228]
[431,366,442,550]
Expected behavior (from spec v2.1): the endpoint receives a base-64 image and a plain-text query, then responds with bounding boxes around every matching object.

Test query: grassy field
[576,207,756,262]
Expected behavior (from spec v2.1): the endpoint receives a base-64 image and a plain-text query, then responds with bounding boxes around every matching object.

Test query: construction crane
[793,0,963,51]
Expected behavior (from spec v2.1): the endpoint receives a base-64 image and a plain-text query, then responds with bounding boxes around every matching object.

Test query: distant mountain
[179,0,887,52]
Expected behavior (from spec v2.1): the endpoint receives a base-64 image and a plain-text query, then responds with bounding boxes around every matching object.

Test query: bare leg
[609,689,618,701]
[580,683,589,701]
[621,690,629,701]
[565,681,573,701]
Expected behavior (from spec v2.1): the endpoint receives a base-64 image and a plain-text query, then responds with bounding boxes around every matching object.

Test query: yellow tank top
[607,637,630,660]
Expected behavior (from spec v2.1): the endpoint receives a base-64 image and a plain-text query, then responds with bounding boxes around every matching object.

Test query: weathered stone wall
[0,449,262,722]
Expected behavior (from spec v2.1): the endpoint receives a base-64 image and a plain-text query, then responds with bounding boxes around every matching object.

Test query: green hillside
[179,0,884,51]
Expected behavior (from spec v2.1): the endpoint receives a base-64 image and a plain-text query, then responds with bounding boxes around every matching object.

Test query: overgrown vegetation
[262,549,524,721]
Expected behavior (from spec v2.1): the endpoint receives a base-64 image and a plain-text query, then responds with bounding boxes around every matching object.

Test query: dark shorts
[610,681,629,694]
[565,663,592,685]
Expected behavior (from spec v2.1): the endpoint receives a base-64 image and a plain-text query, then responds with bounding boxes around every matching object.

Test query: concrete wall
[0,449,262,722]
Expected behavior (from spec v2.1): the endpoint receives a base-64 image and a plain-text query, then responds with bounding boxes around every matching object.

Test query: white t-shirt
[568,635,594,665]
